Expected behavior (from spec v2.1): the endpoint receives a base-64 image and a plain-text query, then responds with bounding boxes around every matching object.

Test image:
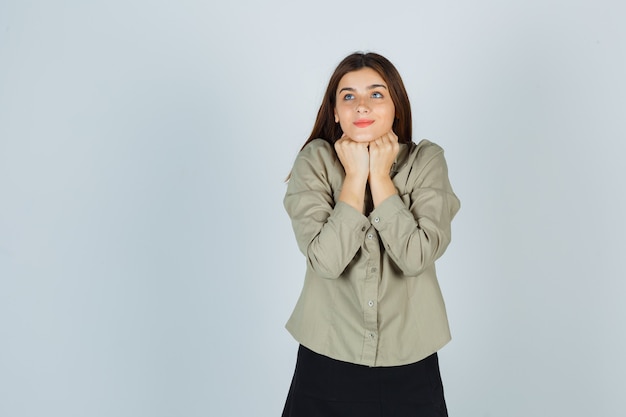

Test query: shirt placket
[361,226,380,366]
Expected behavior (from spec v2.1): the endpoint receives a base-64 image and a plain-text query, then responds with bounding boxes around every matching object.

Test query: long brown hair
[300,52,412,150]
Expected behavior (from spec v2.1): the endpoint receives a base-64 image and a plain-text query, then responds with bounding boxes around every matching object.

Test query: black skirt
[282,345,448,417]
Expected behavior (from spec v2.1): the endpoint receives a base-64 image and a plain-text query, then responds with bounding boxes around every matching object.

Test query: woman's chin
[348,132,377,143]
[344,126,391,143]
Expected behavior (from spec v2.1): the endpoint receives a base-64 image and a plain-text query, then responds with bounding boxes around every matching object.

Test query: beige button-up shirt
[284,138,460,367]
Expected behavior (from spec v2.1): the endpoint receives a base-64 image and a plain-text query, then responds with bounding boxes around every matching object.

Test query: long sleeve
[284,140,370,279]
[370,142,460,276]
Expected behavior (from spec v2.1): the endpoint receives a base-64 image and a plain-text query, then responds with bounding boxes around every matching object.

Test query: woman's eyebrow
[338,84,388,93]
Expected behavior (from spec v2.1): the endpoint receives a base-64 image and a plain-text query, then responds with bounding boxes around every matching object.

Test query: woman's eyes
[342,92,384,100]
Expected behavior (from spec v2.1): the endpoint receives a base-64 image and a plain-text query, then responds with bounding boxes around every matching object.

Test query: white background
[1,1,625,416]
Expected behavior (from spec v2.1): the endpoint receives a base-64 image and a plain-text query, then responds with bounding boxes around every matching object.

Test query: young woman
[282,52,460,417]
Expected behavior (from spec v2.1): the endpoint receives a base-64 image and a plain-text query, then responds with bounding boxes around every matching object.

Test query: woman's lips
[353,119,374,128]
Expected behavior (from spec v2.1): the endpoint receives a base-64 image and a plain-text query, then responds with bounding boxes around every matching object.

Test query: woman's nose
[356,98,369,113]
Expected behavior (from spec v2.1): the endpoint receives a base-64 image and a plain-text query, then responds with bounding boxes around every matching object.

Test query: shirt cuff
[335,201,371,233]
[368,194,407,230]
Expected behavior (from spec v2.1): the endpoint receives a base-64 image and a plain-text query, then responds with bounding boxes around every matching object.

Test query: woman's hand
[368,131,399,180]
[334,135,370,180]
[335,135,369,213]
[368,131,399,207]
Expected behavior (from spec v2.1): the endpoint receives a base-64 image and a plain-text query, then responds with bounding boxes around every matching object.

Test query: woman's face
[334,67,396,143]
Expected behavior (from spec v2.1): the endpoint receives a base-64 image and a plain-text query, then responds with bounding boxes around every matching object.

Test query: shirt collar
[391,142,411,174]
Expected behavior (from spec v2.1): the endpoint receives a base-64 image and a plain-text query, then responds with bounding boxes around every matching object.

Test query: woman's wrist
[369,174,397,207]
[339,173,367,213]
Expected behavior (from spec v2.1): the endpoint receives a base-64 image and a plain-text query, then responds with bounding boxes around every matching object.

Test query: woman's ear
[334,111,339,123]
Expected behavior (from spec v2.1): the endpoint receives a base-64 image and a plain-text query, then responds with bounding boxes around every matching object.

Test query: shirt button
[367,233,373,239]
[369,332,376,339]
[374,217,380,223]
[368,300,374,307]
[361,226,366,232]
